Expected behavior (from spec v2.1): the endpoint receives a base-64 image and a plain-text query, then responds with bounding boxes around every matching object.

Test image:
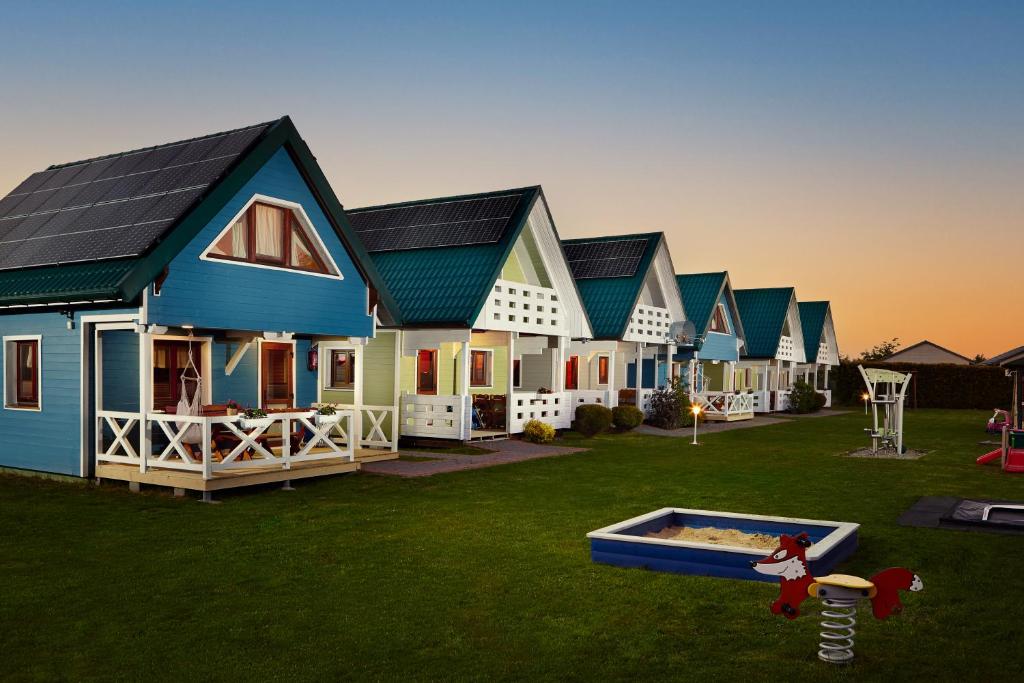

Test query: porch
[95,408,396,493]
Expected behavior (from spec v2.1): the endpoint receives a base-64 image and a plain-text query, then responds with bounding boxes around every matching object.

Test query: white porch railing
[774,390,792,412]
[96,409,356,480]
[331,404,398,450]
[509,391,570,432]
[693,391,755,421]
[750,390,771,413]
[400,394,468,440]
[569,390,616,419]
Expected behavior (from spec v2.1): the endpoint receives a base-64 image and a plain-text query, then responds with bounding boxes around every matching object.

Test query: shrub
[574,404,613,437]
[788,380,823,414]
[647,378,692,430]
[832,360,1012,409]
[523,419,555,444]
[612,405,644,431]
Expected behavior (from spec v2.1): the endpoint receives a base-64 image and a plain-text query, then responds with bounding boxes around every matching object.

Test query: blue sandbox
[587,508,859,582]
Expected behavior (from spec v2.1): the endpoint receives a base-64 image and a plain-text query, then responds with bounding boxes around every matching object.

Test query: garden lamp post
[861,392,870,415]
[691,403,702,446]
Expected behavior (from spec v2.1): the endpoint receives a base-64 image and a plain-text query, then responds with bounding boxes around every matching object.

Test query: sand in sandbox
[646,525,778,550]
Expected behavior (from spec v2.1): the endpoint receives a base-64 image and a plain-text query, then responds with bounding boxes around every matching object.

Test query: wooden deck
[469,429,508,442]
[96,448,397,493]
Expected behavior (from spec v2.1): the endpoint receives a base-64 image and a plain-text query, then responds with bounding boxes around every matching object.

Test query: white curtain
[255,204,284,258]
[231,214,248,257]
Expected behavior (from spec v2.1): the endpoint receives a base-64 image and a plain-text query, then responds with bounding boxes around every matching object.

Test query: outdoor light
[691,403,702,446]
[861,391,870,415]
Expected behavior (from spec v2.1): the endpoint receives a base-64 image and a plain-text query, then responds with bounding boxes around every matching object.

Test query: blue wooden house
[733,287,807,412]
[673,272,753,421]
[561,233,686,414]
[796,301,840,406]
[0,117,400,495]
[346,186,594,440]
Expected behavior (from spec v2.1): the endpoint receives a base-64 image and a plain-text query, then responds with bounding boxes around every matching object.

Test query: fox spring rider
[751,533,923,664]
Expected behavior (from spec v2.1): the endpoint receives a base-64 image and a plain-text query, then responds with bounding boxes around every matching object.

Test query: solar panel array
[348,192,523,253]
[0,122,270,271]
[564,238,648,279]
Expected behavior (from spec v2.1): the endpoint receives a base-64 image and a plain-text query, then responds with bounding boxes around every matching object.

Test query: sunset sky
[1,2,1020,357]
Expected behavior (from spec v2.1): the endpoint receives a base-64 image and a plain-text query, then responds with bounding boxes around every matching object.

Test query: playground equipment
[858,365,911,454]
[976,426,1024,473]
[752,533,922,664]
[987,409,1010,434]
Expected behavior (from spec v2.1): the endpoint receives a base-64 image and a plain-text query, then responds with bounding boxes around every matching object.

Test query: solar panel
[0,121,271,271]
[564,238,648,279]
[349,192,523,253]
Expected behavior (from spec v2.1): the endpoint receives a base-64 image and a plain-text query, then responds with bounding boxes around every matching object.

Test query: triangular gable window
[207,199,339,276]
[710,303,730,333]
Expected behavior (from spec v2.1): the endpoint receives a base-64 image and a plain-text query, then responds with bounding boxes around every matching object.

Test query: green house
[346,186,593,441]
[734,287,807,413]
[795,301,840,406]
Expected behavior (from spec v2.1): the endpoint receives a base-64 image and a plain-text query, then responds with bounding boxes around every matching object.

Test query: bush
[612,405,644,431]
[647,378,693,430]
[522,419,555,444]
[832,360,1012,409]
[788,380,824,414]
[574,404,613,437]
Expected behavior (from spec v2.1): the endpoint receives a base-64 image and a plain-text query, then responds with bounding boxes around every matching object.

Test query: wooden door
[565,355,579,390]
[262,342,294,408]
[416,349,437,395]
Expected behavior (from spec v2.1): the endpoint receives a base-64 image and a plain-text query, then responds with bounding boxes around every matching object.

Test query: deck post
[201,419,213,480]
[137,330,151,473]
[506,331,515,434]
[607,349,616,407]
[459,340,470,441]
[281,416,291,470]
[353,344,364,450]
[391,330,401,451]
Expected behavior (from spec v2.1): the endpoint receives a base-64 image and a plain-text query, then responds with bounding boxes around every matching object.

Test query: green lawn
[2,410,1022,681]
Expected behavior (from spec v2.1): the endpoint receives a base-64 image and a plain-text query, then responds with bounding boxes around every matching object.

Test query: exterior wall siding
[0,308,137,476]
[147,147,373,337]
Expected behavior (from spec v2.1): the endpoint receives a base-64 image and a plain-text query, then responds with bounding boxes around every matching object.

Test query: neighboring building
[734,287,807,412]
[0,117,401,493]
[673,272,753,421]
[882,340,972,365]
[561,233,686,415]
[347,186,593,441]
[795,301,840,406]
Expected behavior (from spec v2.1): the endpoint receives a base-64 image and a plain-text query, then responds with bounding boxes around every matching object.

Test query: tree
[972,353,987,364]
[860,338,900,361]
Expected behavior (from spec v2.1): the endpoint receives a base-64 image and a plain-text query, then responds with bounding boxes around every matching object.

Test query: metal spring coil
[818,598,857,664]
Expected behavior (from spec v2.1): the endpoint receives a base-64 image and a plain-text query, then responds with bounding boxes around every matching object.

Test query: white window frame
[596,354,610,386]
[149,334,214,408]
[709,303,731,334]
[3,334,43,412]
[199,194,344,280]
[469,348,494,389]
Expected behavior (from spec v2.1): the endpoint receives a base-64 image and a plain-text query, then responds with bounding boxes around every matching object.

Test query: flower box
[239,416,274,431]
[314,412,340,426]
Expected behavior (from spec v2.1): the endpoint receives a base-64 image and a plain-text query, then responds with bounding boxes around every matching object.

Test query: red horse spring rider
[751,533,923,664]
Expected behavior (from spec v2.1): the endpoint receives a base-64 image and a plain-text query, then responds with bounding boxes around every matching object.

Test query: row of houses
[0,117,838,494]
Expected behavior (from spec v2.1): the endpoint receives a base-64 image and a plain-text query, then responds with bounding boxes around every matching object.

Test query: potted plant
[239,407,273,430]
[315,404,340,426]
[225,400,242,416]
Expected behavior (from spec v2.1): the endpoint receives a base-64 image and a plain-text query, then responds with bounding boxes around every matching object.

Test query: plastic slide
[977,449,1003,465]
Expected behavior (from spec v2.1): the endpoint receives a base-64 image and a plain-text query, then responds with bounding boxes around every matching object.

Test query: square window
[329,349,356,389]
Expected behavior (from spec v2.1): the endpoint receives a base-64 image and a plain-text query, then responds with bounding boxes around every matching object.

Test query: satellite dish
[669,320,698,346]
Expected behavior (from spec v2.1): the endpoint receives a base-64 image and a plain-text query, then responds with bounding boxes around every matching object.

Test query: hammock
[175,337,203,445]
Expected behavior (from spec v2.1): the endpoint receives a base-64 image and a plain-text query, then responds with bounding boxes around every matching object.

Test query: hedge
[832,361,1012,409]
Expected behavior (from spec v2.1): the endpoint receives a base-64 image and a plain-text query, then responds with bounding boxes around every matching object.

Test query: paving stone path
[361,440,587,478]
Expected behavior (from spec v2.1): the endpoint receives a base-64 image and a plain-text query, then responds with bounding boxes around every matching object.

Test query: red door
[565,355,579,390]
[262,343,294,408]
[417,350,437,395]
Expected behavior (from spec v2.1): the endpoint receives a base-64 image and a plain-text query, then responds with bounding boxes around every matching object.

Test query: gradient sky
[1,1,1021,357]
